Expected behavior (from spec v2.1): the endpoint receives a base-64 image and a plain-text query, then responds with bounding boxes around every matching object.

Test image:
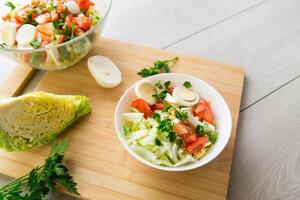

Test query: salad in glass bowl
[115,73,232,171]
[0,0,111,70]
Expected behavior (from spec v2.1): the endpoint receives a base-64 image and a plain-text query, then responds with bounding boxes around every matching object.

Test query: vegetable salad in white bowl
[114,73,232,171]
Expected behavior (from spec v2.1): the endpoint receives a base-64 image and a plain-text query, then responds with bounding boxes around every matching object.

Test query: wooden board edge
[101,37,246,75]
[0,66,36,97]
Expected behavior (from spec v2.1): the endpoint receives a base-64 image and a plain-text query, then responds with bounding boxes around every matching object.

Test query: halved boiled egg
[134,80,157,105]
[16,24,37,46]
[173,86,200,106]
[88,55,122,88]
[1,22,17,46]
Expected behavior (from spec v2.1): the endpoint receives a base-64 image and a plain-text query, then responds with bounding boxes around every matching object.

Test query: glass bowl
[0,0,112,71]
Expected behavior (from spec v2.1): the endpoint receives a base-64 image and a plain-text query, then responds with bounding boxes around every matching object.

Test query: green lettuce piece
[0,91,91,151]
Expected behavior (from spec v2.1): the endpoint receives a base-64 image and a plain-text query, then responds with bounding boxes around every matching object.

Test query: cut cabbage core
[0,91,91,151]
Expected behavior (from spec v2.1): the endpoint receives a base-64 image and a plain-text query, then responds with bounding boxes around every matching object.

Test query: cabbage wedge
[0,91,91,151]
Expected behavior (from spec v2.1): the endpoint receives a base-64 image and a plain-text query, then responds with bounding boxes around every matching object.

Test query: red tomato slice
[184,134,197,145]
[37,24,54,36]
[65,14,73,27]
[57,0,65,13]
[173,122,190,137]
[131,99,153,118]
[186,135,209,153]
[193,99,214,124]
[151,103,164,111]
[77,0,91,10]
[15,10,27,23]
[40,33,52,43]
[72,16,92,30]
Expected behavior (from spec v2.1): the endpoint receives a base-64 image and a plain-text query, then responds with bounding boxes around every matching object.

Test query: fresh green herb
[175,110,188,120]
[175,139,184,148]
[30,40,41,49]
[52,34,57,42]
[164,81,171,89]
[162,104,172,113]
[0,43,7,48]
[153,80,172,101]
[81,9,88,15]
[152,90,168,100]
[196,124,205,136]
[137,57,179,77]
[167,132,177,143]
[37,3,46,9]
[23,11,38,25]
[208,130,218,144]
[155,81,163,89]
[155,138,162,146]
[152,113,161,122]
[47,4,56,11]
[157,118,174,134]
[90,10,101,25]
[183,81,192,88]
[123,125,132,136]
[0,138,80,199]
[5,1,15,10]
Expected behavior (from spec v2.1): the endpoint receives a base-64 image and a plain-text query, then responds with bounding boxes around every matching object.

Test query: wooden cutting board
[0,38,244,200]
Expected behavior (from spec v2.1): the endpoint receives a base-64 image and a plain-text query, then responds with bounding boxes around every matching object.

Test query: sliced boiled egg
[88,55,122,88]
[16,24,37,46]
[173,86,199,106]
[123,113,144,122]
[134,80,157,105]
[65,1,81,15]
[1,22,17,46]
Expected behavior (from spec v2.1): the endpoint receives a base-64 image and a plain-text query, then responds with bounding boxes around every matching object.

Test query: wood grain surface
[166,0,300,110]
[0,65,35,97]
[0,38,244,200]
[229,77,300,200]
[102,0,266,48]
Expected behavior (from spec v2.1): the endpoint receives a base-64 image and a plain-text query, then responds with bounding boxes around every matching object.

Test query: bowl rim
[114,73,232,171]
[0,0,112,53]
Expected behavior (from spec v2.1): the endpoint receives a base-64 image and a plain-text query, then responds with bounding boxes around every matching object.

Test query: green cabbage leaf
[0,91,91,151]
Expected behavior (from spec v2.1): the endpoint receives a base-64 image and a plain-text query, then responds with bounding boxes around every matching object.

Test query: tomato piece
[173,122,190,137]
[65,14,73,27]
[151,103,164,111]
[184,134,197,145]
[72,16,92,30]
[131,99,153,118]
[2,14,10,21]
[77,0,91,10]
[57,0,65,13]
[193,99,214,124]
[168,87,174,95]
[40,33,52,43]
[37,24,54,36]
[15,10,27,23]
[186,135,209,153]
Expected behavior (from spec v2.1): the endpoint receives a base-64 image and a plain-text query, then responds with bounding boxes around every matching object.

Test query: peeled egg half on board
[88,55,122,88]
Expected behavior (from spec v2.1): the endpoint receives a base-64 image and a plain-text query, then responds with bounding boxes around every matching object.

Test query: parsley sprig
[153,81,171,100]
[0,138,80,199]
[137,57,179,77]
[5,1,16,10]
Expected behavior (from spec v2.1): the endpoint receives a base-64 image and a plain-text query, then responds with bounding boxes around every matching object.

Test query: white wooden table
[1,0,300,199]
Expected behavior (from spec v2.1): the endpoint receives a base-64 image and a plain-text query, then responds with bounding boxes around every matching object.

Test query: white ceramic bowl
[114,73,232,171]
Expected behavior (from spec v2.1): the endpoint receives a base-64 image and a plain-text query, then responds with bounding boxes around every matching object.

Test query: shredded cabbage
[124,112,199,167]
